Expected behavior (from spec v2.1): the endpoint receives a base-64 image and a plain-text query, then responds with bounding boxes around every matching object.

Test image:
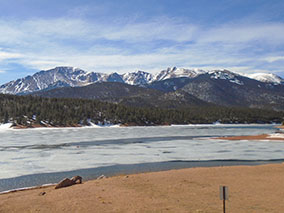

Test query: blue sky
[0,0,284,84]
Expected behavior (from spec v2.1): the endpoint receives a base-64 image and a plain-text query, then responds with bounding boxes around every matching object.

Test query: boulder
[55,176,82,189]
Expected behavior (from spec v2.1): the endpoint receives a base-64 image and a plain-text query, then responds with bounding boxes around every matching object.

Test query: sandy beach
[216,125,284,141]
[215,133,284,141]
[1,163,284,213]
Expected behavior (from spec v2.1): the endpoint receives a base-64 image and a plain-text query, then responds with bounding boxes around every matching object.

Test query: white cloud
[103,18,198,42]
[24,18,92,39]
[264,56,284,63]
[15,45,253,74]
[0,16,283,50]
[23,59,64,69]
[0,51,23,61]
[6,37,282,76]
[0,21,24,45]
[198,23,284,44]
[0,15,283,43]
[0,17,199,46]
[0,16,284,77]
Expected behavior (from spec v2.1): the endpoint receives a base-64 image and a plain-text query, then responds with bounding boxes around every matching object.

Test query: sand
[1,163,284,213]
[215,125,284,141]
[215,133,284,141]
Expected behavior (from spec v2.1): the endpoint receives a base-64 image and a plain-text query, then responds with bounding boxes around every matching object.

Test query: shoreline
[1,163,284,212]
[215,134,284,141]
[1,159,283,193]
[215,125,284,141]
[215,133,284,141]
[14,123,283,129]
[0,122,279,131]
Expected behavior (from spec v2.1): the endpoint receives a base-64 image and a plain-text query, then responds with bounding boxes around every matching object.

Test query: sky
[0,0,284,84]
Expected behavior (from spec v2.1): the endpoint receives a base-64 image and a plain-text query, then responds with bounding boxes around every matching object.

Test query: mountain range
[1,66,283,95]
[1,66,284,110]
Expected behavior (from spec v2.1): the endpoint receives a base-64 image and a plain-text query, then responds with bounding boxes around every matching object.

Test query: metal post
[220,186,228,213]
[223,186,226,213]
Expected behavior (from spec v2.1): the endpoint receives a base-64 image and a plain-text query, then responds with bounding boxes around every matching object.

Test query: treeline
[0,94,283,127]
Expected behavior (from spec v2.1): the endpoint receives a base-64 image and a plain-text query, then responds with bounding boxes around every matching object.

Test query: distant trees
[0,94,283,127]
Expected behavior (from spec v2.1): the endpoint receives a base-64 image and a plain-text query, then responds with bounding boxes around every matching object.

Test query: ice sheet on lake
[0,124,283,179]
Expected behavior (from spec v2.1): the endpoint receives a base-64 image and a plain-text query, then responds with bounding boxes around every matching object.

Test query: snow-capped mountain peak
[208,69,244,85]
[0,66,283,95]
[247,73,284,84]
[154,67,206,81]
[0,66,101,94]
[122,70,154,85]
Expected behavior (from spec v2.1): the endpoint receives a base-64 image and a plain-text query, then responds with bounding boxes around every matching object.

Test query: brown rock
[55,176,82,189]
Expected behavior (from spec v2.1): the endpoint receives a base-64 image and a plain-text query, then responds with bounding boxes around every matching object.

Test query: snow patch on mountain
[154,67,206,81]
[0,67,105,94]
[0,66,283,95]
[209,70,244,85]
[122,71,154,85]
[247,73,284,85]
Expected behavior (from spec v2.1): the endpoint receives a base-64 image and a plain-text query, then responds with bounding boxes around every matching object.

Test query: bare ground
[1,163,284,213]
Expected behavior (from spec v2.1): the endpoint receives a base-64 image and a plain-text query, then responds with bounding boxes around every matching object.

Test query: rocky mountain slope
[1,66,284,110]
[33,82,210,108]
[177,71,284,110]
[33,70,284,110]
[1,66,283,95]
[247,73,284,84]
[0,67,105,94]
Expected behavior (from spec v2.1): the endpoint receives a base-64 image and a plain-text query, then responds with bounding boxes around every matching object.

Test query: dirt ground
[1,163,284,213]
[216,133,284,141]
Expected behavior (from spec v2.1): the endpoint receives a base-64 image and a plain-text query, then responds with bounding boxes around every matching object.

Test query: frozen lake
[0,124,284,192]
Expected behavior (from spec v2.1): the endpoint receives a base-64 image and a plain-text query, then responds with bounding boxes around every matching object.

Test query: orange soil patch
[1,164,284,213]
[216,134,284,141]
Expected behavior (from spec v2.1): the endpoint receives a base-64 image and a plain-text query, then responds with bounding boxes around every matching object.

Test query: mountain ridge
[1,66,283,95]
[2,66,284,110]
[32,81,212,109]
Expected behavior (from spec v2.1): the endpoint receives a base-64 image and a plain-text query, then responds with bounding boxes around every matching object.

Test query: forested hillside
[32,82,211,108]
[0,94,283,127]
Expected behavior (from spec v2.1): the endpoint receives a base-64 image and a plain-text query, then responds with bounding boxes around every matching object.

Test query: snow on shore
[268,133,284,139]
[87,122,121,128]
[0,123,13,130]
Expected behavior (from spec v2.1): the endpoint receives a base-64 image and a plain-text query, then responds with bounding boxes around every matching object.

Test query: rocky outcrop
[55,176,82,189]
